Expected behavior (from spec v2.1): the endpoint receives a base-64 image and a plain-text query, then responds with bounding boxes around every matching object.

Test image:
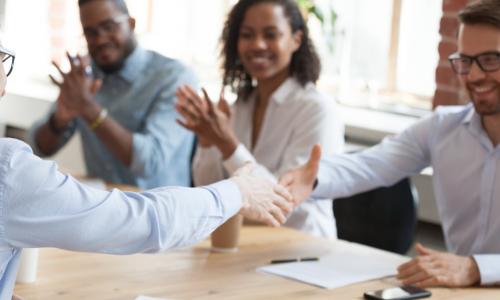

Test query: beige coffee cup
[211,214,243,253]
[16,248,39,283]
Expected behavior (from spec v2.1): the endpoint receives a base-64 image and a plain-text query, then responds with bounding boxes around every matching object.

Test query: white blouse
[193,78,344,238]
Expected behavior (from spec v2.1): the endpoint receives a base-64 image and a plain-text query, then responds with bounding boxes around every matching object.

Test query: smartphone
[364,285,431,300]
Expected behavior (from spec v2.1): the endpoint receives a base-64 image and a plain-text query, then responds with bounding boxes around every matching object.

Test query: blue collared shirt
[313,104,500,285]
[29,47,198,189]
[0,138,241,300]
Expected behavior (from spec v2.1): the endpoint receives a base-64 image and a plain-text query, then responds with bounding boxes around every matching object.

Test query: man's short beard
[98,37,137,74]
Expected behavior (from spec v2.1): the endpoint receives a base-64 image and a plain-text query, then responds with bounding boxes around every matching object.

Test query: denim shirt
[29,47,198,189]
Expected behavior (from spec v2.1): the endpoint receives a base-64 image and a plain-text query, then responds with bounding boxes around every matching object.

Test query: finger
[176,119,197,132]
[184,95,206,116]
[273,184,293,204]
[307,144,322,172]
[75,54,86,76]
[218,97,231,117]
[278,173,295,188]
[397,260,421,278]
[271,192,293,215]
[91,79,102,94]
[176,101,201,122]
[400,270,433,286]
[268,205,287,225]
[414,276,442,288]
[202,88,215,114]
[51,61,66,77]
[66,52,77,71]
[398,256,431,274]
[49,74,62,87]
[416,243,437,255]
[262,211,280,227]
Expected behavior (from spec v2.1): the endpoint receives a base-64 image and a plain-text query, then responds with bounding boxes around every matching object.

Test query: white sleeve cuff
[311,166,333,200]
[222,144,256,176]
[473,254,500,285]
[202,179,242,222]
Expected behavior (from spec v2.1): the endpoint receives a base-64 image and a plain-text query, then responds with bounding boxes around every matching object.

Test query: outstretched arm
[1,140,292,253]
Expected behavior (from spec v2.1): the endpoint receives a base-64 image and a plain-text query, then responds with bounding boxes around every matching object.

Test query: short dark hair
[221,0,321,99]
[459,0,500,29]
[78,0,129,15]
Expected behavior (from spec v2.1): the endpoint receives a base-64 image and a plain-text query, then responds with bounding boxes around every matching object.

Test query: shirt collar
[270,77,303,105]
[462,103,486,140]
[92,47,148,84]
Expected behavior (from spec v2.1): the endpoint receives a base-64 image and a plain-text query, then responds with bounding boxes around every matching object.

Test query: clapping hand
[175,85,239,158]
[49,53,102,123]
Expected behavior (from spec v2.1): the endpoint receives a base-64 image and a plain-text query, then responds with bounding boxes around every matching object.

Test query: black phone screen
[364,285,431,300]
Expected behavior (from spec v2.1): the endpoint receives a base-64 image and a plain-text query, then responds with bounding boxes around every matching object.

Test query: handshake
[230,145,321,227]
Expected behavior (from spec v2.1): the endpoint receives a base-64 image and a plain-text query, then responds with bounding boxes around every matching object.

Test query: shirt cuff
[311,167,332,200]
[222,144,256,176]
[202,179,242,222]
[473,254,500,285]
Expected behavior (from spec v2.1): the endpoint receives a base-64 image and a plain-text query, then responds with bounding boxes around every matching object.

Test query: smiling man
[280,0,500,288]
[28,0,197,189]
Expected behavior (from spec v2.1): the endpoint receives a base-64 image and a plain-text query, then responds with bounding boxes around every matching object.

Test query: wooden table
[14,226,498,299]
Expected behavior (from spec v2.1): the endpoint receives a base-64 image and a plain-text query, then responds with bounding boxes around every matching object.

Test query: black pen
[270,257,319,264]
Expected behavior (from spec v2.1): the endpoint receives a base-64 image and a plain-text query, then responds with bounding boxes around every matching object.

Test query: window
[317,0,443,113]
[3,0,442,113]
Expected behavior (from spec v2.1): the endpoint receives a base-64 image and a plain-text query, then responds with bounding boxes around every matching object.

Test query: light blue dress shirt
[0,138,241,300]
[313,104,500,285]
[28,47,198,189]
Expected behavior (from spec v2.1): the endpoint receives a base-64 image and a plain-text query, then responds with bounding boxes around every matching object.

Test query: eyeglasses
[83,15,129,40]
[0,46,15,77]
[448,51,500,75]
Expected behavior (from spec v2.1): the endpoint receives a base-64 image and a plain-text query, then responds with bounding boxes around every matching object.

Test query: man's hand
[12,294,24,300]
[279,145,321,205]
[397,243,481,287]
[49,53,102,121]
[230,163,293,227]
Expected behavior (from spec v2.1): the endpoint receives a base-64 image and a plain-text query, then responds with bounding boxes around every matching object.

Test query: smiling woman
[176,0,345,238]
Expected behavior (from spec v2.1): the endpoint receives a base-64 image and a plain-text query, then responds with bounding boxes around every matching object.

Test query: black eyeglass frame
[448,51,500,75]
[0,46,15,77]
[82,14,130,40]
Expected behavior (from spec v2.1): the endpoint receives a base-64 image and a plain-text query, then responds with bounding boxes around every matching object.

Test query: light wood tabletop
[14,226,499,299]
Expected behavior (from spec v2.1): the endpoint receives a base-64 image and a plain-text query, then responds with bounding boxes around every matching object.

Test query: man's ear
[128,17,136,32]
[292,30,303,52]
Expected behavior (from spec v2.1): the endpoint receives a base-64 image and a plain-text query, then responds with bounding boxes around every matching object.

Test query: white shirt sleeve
[0,140,241,254]
[312,113,433,200]
[474,255,500,285]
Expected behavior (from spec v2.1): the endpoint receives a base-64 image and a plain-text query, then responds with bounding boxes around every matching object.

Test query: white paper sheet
[257,241,409,289]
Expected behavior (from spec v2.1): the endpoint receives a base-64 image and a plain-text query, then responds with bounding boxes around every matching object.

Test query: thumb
[415,243,436,256]
[91,79,102,94]
[306,144,321,173]
[218,97,231,117]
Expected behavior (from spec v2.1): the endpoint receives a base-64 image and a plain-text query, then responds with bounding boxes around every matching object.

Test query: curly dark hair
[221,0,321,99]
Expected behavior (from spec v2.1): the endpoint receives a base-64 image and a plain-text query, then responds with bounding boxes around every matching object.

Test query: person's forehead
[458,23,500,54]
[241,3,289,29]
[80,0,123,27]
